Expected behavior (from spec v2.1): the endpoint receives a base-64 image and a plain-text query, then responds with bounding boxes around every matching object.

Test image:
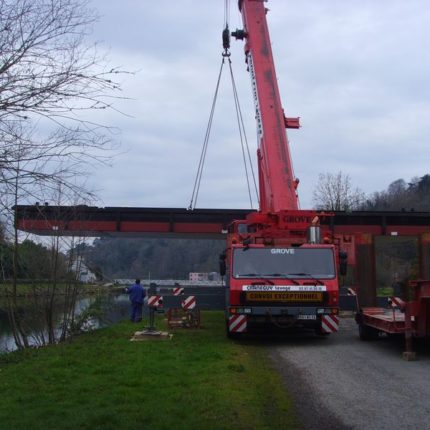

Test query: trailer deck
[356,280,430,359]
[360,307,406,334]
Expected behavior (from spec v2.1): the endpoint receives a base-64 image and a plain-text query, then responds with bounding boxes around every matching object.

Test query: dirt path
[269,317,430,429]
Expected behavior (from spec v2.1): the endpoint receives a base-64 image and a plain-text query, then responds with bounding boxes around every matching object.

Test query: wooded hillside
[362,174,430,211]
[84,238,225,280]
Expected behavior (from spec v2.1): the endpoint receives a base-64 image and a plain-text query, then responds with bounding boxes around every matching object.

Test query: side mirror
[339,251,348,276]
[219,252,226,277]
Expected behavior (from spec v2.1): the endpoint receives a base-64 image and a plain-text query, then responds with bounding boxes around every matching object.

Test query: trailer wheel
[358,323,379,341]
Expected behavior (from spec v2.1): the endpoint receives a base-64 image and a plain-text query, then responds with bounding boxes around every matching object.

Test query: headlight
[230,307,252,315]
[317,308,338,315]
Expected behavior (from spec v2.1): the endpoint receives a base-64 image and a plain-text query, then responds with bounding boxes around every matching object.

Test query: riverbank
[0,282,122,297]
[0,311,300,430]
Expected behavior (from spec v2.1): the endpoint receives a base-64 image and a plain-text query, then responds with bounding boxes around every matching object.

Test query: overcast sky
[87,0,430,211]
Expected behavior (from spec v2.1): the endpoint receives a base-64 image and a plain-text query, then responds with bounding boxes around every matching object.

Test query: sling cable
[188,0,258,210]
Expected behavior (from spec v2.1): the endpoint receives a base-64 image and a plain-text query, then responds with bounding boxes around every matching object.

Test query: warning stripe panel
[148,295,163,307]
[173,287,184,296]
[181,296,196,310]
[388,296,405,309]
[229,315,247,333]
[321,315,339,333]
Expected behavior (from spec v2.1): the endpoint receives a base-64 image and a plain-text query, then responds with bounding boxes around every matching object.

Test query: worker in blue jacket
[126,279,145,323]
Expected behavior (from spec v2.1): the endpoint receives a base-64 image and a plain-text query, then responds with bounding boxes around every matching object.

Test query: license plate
[297,314,317,320]
[246,292,323,302]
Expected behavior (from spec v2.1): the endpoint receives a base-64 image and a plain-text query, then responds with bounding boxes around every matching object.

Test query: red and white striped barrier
[229,315,247,333]
[173,287,184,296]
[388,296,406,309]
[321,315,339,333]
[347,288,357,296]
[148,295,163,307]
[181,296,196,310]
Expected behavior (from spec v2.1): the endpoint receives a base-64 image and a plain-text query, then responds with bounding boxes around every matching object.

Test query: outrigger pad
[130,330,173,341]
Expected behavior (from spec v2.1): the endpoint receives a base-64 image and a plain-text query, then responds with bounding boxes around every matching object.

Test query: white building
[189,272,209,282]
[71,257,97,283]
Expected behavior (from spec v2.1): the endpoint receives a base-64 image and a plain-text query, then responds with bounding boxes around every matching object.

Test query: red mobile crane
[223,0,345,336]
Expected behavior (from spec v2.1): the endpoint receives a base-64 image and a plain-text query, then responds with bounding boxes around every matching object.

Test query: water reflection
[0,294,131,353]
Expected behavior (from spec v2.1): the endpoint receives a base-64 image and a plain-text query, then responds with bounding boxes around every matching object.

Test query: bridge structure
[14,204,430,307]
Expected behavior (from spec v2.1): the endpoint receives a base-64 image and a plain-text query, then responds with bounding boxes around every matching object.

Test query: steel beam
[14,205,430,238]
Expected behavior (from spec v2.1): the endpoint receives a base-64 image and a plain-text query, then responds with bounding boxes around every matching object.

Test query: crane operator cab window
[237,223,248,234]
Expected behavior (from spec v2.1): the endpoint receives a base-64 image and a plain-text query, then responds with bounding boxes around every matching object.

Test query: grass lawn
[0,311,300,430]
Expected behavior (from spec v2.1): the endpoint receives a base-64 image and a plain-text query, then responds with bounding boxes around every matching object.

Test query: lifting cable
[188,57,225,210]
[188,0,258,210]
[227,58,259,209]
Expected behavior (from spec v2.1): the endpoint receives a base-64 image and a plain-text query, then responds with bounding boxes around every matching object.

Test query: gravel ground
[268,317,430,430]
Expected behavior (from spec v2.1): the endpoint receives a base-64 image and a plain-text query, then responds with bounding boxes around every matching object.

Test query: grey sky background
[88,0,430,210]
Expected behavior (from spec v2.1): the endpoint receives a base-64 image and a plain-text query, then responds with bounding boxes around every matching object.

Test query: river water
[0,293,131,353]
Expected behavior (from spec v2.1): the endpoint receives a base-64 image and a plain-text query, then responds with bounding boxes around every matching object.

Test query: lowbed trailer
[355,280,430,360]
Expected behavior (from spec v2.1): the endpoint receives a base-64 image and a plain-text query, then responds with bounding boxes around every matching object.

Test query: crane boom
[234,0,300,213]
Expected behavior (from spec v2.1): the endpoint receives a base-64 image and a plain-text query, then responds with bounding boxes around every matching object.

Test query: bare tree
[0,0,125,202]
[5,175,99,349]
[312,171,365,211]
[0,0,122,122]
[0,0,125,246]
[0,0,126,349]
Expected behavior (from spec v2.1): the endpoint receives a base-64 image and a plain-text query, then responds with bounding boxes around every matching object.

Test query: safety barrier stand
[167,291,201,329]
[131,283,171,341]
[146,295,164,331]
